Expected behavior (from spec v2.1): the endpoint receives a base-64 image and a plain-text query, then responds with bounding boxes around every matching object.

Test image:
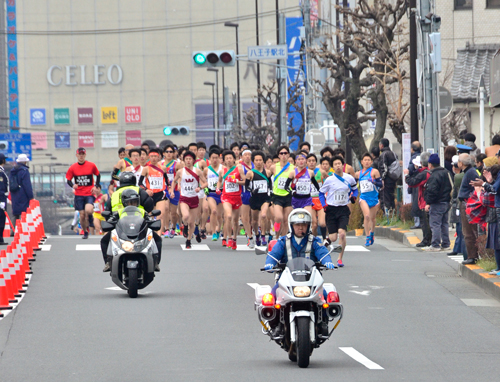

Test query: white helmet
[288,208,312,236]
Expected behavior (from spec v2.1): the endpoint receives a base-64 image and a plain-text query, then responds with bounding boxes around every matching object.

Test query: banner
[7,0,19,130]
[102,131,118,148]
[101,107,118,124]
[31,132,47,150]
[54,108,70,125]
[402,133,412,204]
[55,132,70,149]
[125,106,141,123]
[30,109,46,125]
[78,108,93,124]
[78,131,94,148]
[126,130,141,146]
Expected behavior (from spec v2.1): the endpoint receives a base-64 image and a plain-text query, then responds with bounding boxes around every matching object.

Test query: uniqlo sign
[125,106,141,124]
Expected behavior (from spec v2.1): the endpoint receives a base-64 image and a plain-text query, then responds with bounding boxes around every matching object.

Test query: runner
[125,148,143,186]
[319,155,358,267]
[245,150,272,248]
[108,144,134,194]
[169,150,207,249]
[92,185,108,235]
[299,141,311,154]
[164,144,183,238]
[139,147,149,167]
[287,152,321,214]
[217,150,246,250]
[333,147,356,177]
[194,142,208,242]
[66,147,101,239]
[230,142,241,163]
[269,145,295,238]
[311,156,330,240]
[239,146,254,246]
[203,148,224,241]
[138,148,169,234]
[355,153,382,246]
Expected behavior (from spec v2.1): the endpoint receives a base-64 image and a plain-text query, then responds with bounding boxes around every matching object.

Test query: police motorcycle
[254,209,343,368]
[101,204,162,298]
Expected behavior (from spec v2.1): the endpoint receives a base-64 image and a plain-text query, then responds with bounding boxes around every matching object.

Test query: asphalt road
[1,234,500,381]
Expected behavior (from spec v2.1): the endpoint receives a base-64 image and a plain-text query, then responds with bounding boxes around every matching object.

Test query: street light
[207,68,220,146]
[224,22,241,130]
[204,81,216,144]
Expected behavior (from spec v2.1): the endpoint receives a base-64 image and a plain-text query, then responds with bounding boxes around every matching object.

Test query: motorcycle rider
[263,209,337,337]
[100,172,160,272]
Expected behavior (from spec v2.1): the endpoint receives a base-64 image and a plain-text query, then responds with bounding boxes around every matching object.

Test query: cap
[456,144,472,154]
[428,153,440,165]
[412,156,421,167]
[452,154,459,165]
[16,154,30,163]
[76,147,86,154]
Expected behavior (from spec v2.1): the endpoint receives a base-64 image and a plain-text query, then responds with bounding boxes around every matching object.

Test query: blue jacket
[265,234,332,268]
[0,166,8,205]
[458,166,479,201]
[10,164,34,216]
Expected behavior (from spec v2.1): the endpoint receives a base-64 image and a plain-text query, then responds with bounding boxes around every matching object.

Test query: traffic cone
[6,246,23,296]
[31,200,46,240]
[0,250,18,303]
[0,273,13,310]
[3,212,13,238]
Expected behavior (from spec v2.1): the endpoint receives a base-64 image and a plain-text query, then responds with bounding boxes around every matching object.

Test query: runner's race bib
[148,176,163,190]
[333,190,349,204]
[225,180,240,193]
[360,180,374,193]
[182,183,197,197]
[167,173,174,183]
[253,180,268,194]
[310,183,319,197]
[277,177,287,190]
[208,177,218,190]
[93,202,100,212]
[295,179,310,195]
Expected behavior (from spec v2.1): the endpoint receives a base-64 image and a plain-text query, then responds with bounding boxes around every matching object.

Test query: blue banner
[30,108,46,125]
[55,132,71,149]
[286,17,305,152]
[7,0,19,131]
[0,133,31,162]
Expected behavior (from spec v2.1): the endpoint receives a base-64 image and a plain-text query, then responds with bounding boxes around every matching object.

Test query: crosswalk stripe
[76,244,101,251]
[180,244,210,251]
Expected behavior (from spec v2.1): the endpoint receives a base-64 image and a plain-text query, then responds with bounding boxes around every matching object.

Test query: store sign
[102,131,118,148]
[31,132,48,150]
[47,64,123,86]
[126,130,141,146]
[78,131,94,148]
[78,108,93,124]
[30,108,46,125]
[101,107,118,124]
[55,132,70,149]
[54,108,70,125]
[125,106,141,123]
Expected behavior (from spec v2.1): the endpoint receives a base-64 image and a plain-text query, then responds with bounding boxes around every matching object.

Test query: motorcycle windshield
[116,207,147,240]
[287,257,316,282]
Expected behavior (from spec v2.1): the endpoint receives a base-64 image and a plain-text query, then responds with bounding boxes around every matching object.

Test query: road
[1,234,499,381]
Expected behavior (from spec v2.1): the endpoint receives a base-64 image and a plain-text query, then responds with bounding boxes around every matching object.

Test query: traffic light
[163,126,190,136]
[192,50,236,68]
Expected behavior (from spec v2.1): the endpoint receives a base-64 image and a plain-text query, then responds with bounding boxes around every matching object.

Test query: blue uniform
[265,234,332,267]
[241,162,254,206]
[358,167,379,208]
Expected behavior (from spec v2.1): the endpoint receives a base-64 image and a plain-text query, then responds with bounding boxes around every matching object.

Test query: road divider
[0,200,46,317]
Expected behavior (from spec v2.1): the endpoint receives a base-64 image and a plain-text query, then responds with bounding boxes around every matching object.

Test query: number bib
[310,184,319,197]
[360,180,374,193]
[182,183,197,197]
[167,173,174,183]
[333,190,349,204]
[277,177,287,190]
[254,180,268,194]
[93,202,100,212]
[295,179,310,195]
[208,177,218,190]
[225,181,240,193]
[148,176,163,191]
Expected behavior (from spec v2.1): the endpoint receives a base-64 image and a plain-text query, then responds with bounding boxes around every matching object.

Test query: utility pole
[303,0,316,134]
[276,0,281,140]
[279,13,288,145]
[343,0,352,165]
[409,0,419,142]
[255,0,262,127]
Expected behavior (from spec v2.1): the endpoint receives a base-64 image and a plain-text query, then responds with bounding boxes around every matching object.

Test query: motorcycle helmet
[288,208,312,237]
[119,171,137,187]
[121,189,140,207]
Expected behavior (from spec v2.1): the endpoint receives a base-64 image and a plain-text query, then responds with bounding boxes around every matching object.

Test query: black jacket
[424,166,452,204]
[379,147,396,180]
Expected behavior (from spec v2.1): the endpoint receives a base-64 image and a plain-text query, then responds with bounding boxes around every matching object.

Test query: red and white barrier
[3,212,14,238]
[0,200,45,317]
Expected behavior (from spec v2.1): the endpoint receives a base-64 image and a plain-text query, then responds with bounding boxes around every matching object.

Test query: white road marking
[76,244,101,251]
[349,290,371,296]
[449,255,464,264]
[180,244,210,251]
[247,283,260,290]
[344,245,369,252]
[461,298,500,307]
[105,287,123,291]
[40,245,52,251]
[236,245,254,251]
[339,347,384,370]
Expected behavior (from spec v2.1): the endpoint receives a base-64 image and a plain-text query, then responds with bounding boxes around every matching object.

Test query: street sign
[248,44,288,60]
[0,133,32,162]
[439,86,453,119]
[305,129,326,153]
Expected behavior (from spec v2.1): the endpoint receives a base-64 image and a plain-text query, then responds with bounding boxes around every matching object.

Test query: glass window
[455,0,472,9]
[487,0,500,8]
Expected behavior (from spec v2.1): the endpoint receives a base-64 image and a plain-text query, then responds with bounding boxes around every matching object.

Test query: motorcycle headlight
[121,241,134,252]
[293,286,311,297]
[133,238,148,252]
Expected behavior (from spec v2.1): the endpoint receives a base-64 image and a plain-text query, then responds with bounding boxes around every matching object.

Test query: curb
[347,226,421,247]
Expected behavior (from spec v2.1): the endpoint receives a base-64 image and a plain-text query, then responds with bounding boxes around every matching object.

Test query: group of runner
[66,140,384,267]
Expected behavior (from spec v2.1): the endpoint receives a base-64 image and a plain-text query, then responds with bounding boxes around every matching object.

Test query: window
[454,0,472,10]
[487,0,500,8]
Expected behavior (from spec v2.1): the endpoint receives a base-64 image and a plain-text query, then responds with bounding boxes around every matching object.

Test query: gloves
[324,262,337,270]
[0,202,5,210]
[350,196,356,204]
[216,188,221,195]
[323,205,328,213]
[204,187,210,196]
[264,263,274,272]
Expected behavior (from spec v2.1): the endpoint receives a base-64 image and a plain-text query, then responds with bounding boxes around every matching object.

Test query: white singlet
[180,168,199,198]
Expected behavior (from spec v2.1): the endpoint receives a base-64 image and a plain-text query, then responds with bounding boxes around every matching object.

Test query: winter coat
[424,166,452,205]
[10,164,34,216]
[379,147,396,180]
[406,167,430,210]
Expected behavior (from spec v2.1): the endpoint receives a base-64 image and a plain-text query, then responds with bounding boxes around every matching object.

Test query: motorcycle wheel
[296,317,310,368]
[127,269,138,298]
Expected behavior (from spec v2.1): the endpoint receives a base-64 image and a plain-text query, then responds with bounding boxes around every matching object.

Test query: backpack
[387,154,402,180]
[9,171,20,192]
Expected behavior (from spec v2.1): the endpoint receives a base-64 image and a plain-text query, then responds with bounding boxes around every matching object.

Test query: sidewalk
[348,225,500,303]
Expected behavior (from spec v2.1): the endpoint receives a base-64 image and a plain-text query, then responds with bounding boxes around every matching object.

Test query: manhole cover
[426,273,461,278]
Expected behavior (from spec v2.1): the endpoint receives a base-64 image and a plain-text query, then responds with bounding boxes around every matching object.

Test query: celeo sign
[47,64,123,86]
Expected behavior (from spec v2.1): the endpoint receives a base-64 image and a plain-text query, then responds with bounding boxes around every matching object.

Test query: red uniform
[66,161,99,196]
[221,166,242,210]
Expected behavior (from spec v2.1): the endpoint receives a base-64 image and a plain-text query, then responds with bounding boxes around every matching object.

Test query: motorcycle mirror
[101,211,111,220]
[101,221,115,232]
[330,245,343,254]
[148,220,162,231]
[150,209,161,217]
[255,247,267,256]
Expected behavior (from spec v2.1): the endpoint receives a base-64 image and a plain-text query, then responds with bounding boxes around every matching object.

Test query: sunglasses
[165,150,174,153]
[279,151,289,155]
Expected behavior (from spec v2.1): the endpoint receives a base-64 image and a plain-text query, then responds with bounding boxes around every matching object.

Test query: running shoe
[222,238,227,247]
[169,229,175,238]
[268,234,273,243]
[261,236,267,246]
[183,225,188,238]
[200,229,207,240]
[216,231,220,240]
[194,226,199,236]
[231,239,237,250]
[195,232,202,243]
[365,236,371,247]
[337,260,344,268]
[212,233,218,241]
[255,235,261,246]
[248,237,255,249]
[83,231,89,239]
[227,238,233,248]
[369,232,374,245]
[185,239,192,249]
[239,228,245,236]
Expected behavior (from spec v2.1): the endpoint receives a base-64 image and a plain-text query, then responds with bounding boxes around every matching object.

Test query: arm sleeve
[319,191,327,207]
[284,177,293,192]
[351,187,359,198]
[95,174,101,187]
[311,176,320,191]
[139,189,154,212]
[67,179,74,188]
[245,178,251,192]
[164,172,169,188]
[111,167,120,181]
[138,175,147,189]
[373,177,383,188]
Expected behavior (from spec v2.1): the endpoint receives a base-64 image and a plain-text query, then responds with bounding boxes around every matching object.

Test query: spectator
[424,154,453,251]
[448,155,468,258]
[485,134,500,158]
[475,153,487,176]
[9,154,34,225]
[463,132,479,158]
[408,141,422,229]
[405,152,432,248]
[444,146,457,179]
[371,146,380,171]
[0,154,8,245]
[458,153,480,264]
[379,138,398,217]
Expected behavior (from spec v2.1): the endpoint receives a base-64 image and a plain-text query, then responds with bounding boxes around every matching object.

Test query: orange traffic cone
[0,250,18,303]
[3,212,13,238]
[0,273,13,310]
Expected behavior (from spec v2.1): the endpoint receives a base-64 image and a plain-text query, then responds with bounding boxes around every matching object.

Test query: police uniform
[0,156,8,244]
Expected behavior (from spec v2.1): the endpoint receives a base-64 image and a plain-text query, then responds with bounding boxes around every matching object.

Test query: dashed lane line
[339,347,384,370]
